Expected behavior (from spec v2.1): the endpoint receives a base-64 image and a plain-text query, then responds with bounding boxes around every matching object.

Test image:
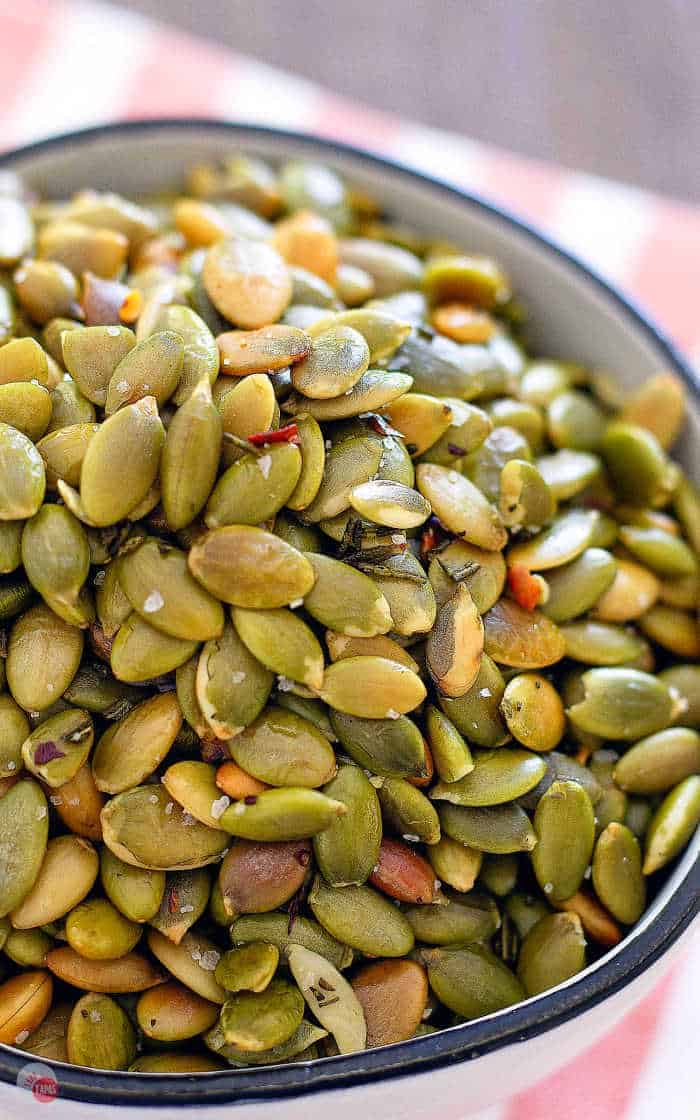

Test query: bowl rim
[0,118,697,1108]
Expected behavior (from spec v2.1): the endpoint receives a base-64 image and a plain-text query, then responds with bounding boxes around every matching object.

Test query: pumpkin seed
[215,943,280,993]
[101,784,228,870]
[422,944,524,1019]
[643,775,700,874]
[309,877,414,957]
[0,971,53,1046]
[288,944,366,1054]
[219,978,304,1051]
[431,748,546,807]
[592,823,645,923]
[314,764,382,885]
[230,913,352,971]
[416,463,507,550]
[517,912,586,996]
[189,526,315,608]
[567,667,675,740]
[531,780,595,902]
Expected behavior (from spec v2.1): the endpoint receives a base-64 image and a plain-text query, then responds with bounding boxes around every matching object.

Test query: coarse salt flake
[210,795,230,820]
[143,590,164,614]
[257,454,272,479]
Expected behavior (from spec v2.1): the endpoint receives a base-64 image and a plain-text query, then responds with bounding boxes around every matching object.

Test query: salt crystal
[148,794,159,804]
[277,676,294,692]
[386,708,400,720]
[210,795,230,820]
[180,904,195,914]
[49,795,63,806]
[14,1030,30,1044]
[143,590,164,614]
[543,882,554,895]
[402,833,420,843]
[478,688,492,699]
[200,950,220,971]
[165,801,174,816]
[116,379,129,394]
[231,671,246,685]
[89,1010,102,1023]
[36,807,47,820]
[257,454,272,479]
[106,326,121,337]
[289,598,303,609]
[6,761,16,771]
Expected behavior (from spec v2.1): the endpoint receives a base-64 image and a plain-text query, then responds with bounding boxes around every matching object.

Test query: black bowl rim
[0,118,698,1108]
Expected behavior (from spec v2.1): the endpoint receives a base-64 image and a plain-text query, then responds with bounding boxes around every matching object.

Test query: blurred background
[120,0,699,200]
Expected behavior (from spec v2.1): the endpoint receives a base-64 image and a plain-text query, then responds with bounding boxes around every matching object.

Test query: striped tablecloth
[1,2,698,1116]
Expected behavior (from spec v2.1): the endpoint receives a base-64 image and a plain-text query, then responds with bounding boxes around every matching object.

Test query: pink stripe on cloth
[311,94,403,151]
[504,970,677,1120]
[0,0,66,135]
[630,198,700,354]
[121,27,238,120]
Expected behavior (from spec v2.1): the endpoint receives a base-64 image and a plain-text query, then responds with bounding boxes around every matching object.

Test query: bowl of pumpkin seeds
[0,121,697,1117]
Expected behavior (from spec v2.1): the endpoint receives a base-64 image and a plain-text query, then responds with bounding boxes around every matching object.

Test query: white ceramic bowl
[0,121,698,1120]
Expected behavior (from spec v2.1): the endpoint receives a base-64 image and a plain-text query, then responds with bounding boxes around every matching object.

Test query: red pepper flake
[33,742,66,766]
[507,564,541,612]
[248,423,300,446]
[167,888,181,914]
[244,795,258,805]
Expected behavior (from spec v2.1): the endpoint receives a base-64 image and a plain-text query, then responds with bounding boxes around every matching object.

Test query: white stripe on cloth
[387,123,491,193]
[546,172,656,285]
[624,941,700,1120]
[2,0,152,148]
[213,57,324,129]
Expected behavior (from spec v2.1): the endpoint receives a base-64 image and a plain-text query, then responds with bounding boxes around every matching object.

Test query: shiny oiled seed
[291,325,369,399]
[499,459,555,529]
[150,869,211,944]
[110,613,197,683]
[196,621,273,739]
[218,839,309,919]
[309,877,414,958]
[45,946,165,993]
[422,944,524,1020]
[429,539,507,615]
[101,784,229,871]
[283,369,413,421]
[427,583,483,697]
[203,237,292,328]
[205,443,301,528]
[620,373,686,451]
[431,748,546,807]
[439,800,536,854]
[147,929,225,1004]
[62,325,136,406]
[484,599,566,669]
[65,897,141,960]
[0,421,46,521]
[313,764,382,886]
[331,710,426,778]
[217,324,311,375]
[500,673,565,751]
[22,708,93,787]
[638,604,700,659]
[219,978,304,1052]
[643,776,700,875]
[219,787,347,842]
[215,944,280,994]
[320,656,426,718]
[592,823,645,924]
[425,704,473,783]
[508,509,600,571]
[230,912,352,972]
[189,526,316,608]
[531,780,595,902]
[416,463,507,550]
[517,913,587,996]
[382,393,454,457]
[0,971,53,1046]
[618,525,698,577]
[349,479,431,529]
[0,780,49,917]
[119,538,224,642]
[560,620,646,666]
[567,668,675,740]
[7,603,83,712]
[80,397,164,526]
[105,330,184,414]
[601,422,677,507]
[136,980,219,1042]
[92,692,182,794]
[614,728,700,794]
[10,833,97,928]
[228,707,336,789]
[100,847,165,923]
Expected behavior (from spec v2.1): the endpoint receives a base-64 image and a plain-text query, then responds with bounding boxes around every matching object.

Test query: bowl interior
[0,120,697,1106]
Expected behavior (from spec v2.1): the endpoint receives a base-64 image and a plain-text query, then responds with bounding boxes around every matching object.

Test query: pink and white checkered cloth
[0,2,697,1116]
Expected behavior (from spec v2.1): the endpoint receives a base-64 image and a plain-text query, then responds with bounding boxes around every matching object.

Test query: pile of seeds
[0,154,698,1072]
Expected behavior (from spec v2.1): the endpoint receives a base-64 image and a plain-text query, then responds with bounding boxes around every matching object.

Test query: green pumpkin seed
[405,893,500,945]
[205,1018,325,1066]
[431,748,547,807]
[0,521,23,574]
[0,422,46,521]
[92,692,182,794]
[119,538,224,642]
[80,397,164,526]
[196,622,273,739]
[615,728,700,794]
[620,372,686,450]
[302,552,392,637]
[230,913,352,971]
[149,869,211,943]
[567,667,675,740]
[422,944,524,1019]
[215,943,279,993]
[518,750,602,812]
[508,509,600,571]
[4,926,53,967]
[219,787,346,841]
[232,607,324,690]
[288,944,366,1054]
[542,548,617,622]
[547,390,605,451]
[560,620,646,665]
[110,612,197,683]
[62,325,136,405]
[419,398,492,466]
[65,897,141,959]
[484,599,566,668]
[601,422,676,507]
[517,912,586,996]
[382,393,454,457]
[366,550,438,636]
[205,443,302,528]
[428,540,506,615]
[330,710,426,778]
[291,325,369,399]
[0,382,52,442]
[377,776,441,845]
[284,369,413,421]
[100,847,165,923]
[161,760,229,830]
[230,707,336,788]
[0,694,30,778]
[537,448,601,501]
[464,426,532,504]
[10,833,98,929]
[0,575,31,624]
[499,672,565,752]
[618,525,698,577]
[7,603,83,711]
[161,378,223,530]
[219,978,305,1052]
[309,307,411,362]
[22,708,93,787]
[0,337,50,387]
[101,784,229,870]
[673,474,700,555]
[499,459,555,529]
[314,764,382,885]
[425,704,473,783]
[105,330,183,414]
[638,604,700,659]
[439,800,536,854]
[643,775,700,874]
[531,780,595,902]
[147,928,225,1003]
[427,835,483,892]
[659,665,700,728]
[592,823,645,923]
[390,329,488,399]
[440,653,509,747]
[303,434,384,523]
[67,992,136,1070]
[416,463,507,549]
[427,583,483,697]
[136,979,219,1042]
[189,526,315,608]
[309,877,414,957]
[21,504,90,625]
[349,479,431,529]
[320,656,426,718]
[0,781,49,918]
[36,422,100,490]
